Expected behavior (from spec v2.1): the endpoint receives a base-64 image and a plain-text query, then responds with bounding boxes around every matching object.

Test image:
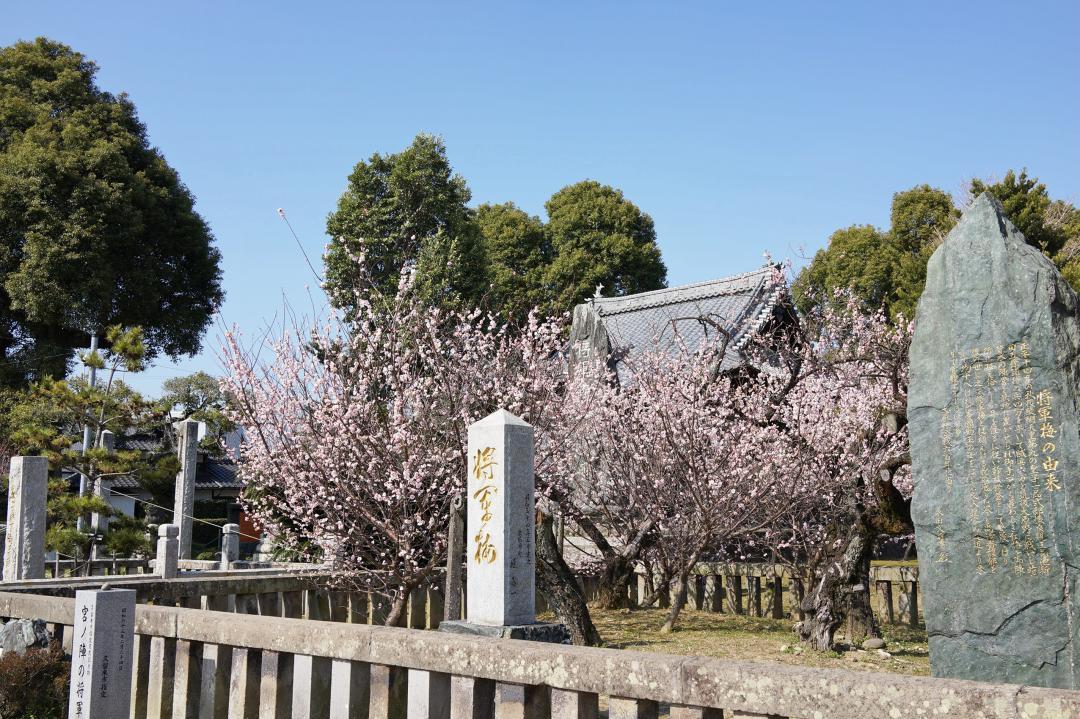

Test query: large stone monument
[67,588,137,718]
[910,193,1080,688]
[3,456,48,581]
[440,409,566,641]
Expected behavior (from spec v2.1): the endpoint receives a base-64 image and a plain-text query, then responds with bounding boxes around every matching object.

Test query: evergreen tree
[0,38,224,386]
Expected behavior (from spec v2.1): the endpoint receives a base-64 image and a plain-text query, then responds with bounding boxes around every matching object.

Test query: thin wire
[108,488,262,542]
[277,208,324,283]
[0,350,77,369]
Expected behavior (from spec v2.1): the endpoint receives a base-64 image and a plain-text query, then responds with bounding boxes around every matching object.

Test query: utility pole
[76,334,98,532]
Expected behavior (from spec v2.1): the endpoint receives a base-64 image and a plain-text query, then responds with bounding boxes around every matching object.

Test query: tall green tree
[0,38,224,386]
[543,180,667,311]
[795,183,1012,321]
[969,171,1080,287]
[794,224,901,316]
[797,174,1080,321]
[475,202,550,319]
[159,370,235,453]
[324,133,487,315]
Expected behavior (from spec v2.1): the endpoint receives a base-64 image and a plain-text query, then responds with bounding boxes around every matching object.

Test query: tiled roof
[116,432,165,453]
[65,459,243,493]
[199,458,243,489]
[574,265,786,381]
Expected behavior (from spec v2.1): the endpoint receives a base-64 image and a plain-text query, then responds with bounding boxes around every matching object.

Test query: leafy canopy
[475,202,550,319]
[324,133,487,314]
[159,370,235,453]
[543,180,667,312]
[795,172,1080,321]
[326,135,668,322]
[0,38,224,386]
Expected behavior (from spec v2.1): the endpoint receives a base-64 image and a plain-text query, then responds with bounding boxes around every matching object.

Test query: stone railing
[21,558,923,633]
[1,589,1076,719]
[42,556,151,578]
[617,563,923,626]
[0,569,447,640]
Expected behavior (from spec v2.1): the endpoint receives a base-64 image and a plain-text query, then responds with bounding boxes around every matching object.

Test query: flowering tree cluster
[220,270,579,627]
[554,286,911,641]
[222,246,910,646]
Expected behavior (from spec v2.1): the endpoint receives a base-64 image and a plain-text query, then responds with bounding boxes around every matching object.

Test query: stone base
[438,620,570,644]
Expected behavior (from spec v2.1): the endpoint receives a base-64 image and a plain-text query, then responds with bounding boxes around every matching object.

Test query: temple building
[567,263,794,382]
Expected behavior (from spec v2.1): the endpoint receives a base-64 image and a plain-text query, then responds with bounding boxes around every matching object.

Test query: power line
[108,488,262,542]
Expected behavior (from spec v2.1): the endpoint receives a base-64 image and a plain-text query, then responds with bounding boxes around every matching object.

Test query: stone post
[468,409,534,626]
[221,523,240,570]
[67,588,137,719]
[3,456,48,581]
[439,409,566,642]
[156,523,178,579]
[445,491,465,622]
[174,419,199,560]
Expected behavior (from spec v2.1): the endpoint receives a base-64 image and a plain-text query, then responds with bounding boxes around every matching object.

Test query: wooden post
[494,683,549,719]
[330,659,370,719]
[259,651,294,718]
[551,688,599,719]
[608,697,659,719]
[450,675,495,719]
[445,491,465,622]
[703,575,721,612]
[369,664,407,719]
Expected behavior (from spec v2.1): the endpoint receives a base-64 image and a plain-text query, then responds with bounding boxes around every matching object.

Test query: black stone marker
[910,192,1080,688]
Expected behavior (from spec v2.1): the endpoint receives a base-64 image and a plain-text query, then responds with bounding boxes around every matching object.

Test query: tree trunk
[595,555,636,609]
[385,589,409,627]
[797,520,879,650]
[536,513,602,646]
[574,516,655,610]
[660,568,691,633]
[636,563,670,609]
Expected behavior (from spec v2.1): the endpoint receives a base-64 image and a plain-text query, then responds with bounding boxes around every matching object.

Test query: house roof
[570,264,789,381]
[102,457,242,492]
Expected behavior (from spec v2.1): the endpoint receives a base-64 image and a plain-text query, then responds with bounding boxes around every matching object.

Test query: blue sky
[6,2,1079,395]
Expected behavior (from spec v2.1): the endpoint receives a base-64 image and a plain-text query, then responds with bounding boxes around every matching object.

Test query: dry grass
[540,606,930,676]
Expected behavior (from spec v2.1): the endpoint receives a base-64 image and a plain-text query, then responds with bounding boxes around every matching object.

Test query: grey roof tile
[572,265,786,382]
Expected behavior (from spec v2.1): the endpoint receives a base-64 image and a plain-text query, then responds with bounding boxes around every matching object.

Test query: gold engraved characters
[472,446,498,564]
[1037,390,1062,493]
[935,509,949,563]
[947,342,1057,575]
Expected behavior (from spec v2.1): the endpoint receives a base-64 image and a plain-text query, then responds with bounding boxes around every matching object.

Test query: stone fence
[14,559,924,630]
[613,563,923,626]
[1,589,1075,719]
[44,556,151,578]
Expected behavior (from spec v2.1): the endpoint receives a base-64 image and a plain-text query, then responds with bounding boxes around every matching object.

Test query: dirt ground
[540,605,930,676]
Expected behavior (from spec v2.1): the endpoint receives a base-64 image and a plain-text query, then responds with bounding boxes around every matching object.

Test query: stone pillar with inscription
[67,588,137,719]
[174,419,199,560]
[439,409,567,642]
[910,192,1080,688]
[3,456,48,581]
